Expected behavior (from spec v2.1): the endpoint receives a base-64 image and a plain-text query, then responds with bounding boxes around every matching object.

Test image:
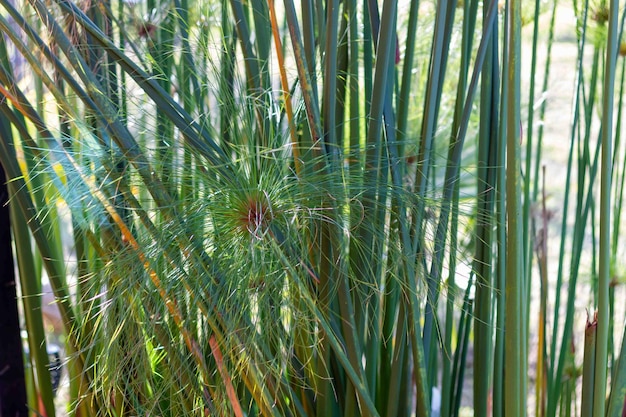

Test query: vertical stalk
[396,0,420,146]
[504,0,526,415]
[547,2,590,406]
[606,321,626,416]
[362,0,372,123]
[493,3,509,414]
[0,37,56,417]
[0,162,28,417]
[441,181,460,417]
[594,0,618,413]
[267,0,300,173]
[451,281,474,417]
[473,0,499,413]
[9,193,57,417]
[581,316,597,416]
[534,167,549,417]
[282,0,323,148]
[522,0,543,312]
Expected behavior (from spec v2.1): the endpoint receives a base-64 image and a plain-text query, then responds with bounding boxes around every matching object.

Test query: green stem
[504,0,526,415]
[594,0,618,413]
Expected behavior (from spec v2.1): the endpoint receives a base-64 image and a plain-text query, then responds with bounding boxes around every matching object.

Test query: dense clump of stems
[0,0,625,415]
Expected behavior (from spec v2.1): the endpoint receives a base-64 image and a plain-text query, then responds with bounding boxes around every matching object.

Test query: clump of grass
[1,0,626,416]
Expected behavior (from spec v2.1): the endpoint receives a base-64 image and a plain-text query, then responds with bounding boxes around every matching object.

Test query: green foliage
[0,0,625,415]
